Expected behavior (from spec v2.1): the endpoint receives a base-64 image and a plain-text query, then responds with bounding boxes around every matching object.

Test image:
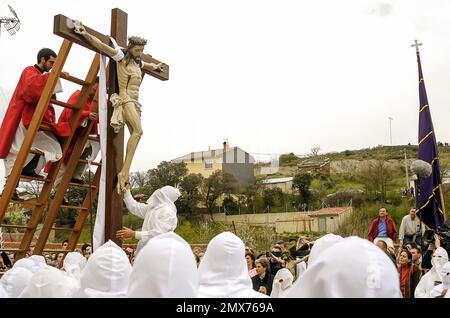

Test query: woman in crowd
[246,252,257,278]
[398,249,421,298]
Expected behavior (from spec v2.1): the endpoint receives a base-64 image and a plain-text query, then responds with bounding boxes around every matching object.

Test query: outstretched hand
[116,227,135,240]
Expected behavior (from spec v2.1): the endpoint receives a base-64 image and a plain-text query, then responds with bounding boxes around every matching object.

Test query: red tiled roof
[308,207,351,217]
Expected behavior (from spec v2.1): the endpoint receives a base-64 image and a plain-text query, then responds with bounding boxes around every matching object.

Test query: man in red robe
[54,78,99,187]
[0,48,69,199]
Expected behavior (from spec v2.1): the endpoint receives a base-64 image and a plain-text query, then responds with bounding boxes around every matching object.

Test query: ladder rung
[0,224,29,229]
[88,135,100,142]
[9,198,42,208]
[59,73,89,86]
[51,227,77,232]
[50,98,79,110]
[39,123,52,131]
[68,182,97,189]
[60,205,88,210]
[78,159,101,166]
[0,248,24,252]
[20,175,51,183]
[42,249,70,253]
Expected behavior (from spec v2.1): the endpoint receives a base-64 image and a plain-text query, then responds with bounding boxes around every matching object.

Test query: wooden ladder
[0,39,102,260]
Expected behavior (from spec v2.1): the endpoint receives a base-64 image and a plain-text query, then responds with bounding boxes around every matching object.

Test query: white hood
[415,247,449,298]
[146,186,181,210]
[19,266,73,298]
[431,247,449,280]
[13,258,35,272]
[270,268,294,298]
[308,233,343,267]
[198,231,267,298]
[27,255,47,273]
[127,232,198,297]
[76,240,132,298]
[145,186,180,239]
[63,252,87,279]
[285,236,402,298]
[441,261,450,289]
[63,252,87,293]
[430,262,450,298]
[0,267,33,298]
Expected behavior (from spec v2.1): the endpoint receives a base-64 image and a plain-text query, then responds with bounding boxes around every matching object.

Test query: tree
[279,153,299,166]
[177,173,204,214]
[293,172,313,209]
[262,187,284,210]
[129,171,148,189]
[358,159,394,202]
[309,146,320,157]
[146,161,188,191]
[202,171,237,213]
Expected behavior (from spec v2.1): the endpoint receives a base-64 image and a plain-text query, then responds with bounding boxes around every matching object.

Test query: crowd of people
[1,201,449,298]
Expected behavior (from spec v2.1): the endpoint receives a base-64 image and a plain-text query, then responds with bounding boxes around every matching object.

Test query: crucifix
[53,8,169,245]
[410,39,422,53]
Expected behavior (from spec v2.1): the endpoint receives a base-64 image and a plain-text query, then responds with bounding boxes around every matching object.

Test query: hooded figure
[127,232,198,298]
[197,232,268,298]
[430,262,450,298]
[63,252,87,279]
[0,267,33,298]
[12,258,35,272]
[285,237,402,298]
[415,247,449,298]
[75,240,132,298]
[270,268,294,298]
[27,255,47,273]
[307,233,344,267]
[121,186,181,254]
[19,266,73,298]
[62,252,87,292]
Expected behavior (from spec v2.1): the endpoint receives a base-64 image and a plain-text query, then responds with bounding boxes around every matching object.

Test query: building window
[205,161,213,169]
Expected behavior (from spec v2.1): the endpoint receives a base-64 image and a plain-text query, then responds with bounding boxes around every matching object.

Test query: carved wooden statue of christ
[73,21,163,193]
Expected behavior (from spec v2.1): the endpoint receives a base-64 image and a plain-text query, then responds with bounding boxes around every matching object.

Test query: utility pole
[388,117,393,145]
[404,148,409,191]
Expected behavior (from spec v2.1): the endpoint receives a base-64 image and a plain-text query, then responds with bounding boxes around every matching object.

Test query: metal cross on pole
[410,39,423,53]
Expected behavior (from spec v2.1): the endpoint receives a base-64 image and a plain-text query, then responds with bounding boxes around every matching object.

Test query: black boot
[21,154,41,177]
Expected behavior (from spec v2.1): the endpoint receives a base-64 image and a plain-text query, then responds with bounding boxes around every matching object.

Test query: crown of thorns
[128,36,147,46]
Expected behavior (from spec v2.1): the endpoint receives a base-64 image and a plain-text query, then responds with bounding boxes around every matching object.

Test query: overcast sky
[1,0,450,177]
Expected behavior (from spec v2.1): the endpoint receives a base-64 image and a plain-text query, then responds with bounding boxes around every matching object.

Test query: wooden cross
[53,8,169,246]
[410,39,423,53]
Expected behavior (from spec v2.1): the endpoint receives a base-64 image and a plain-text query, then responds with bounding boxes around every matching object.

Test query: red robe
[58,90,98,165]
[0,65,70,159]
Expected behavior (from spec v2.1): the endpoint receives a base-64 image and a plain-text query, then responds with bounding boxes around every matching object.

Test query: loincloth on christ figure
[109,93,142,133]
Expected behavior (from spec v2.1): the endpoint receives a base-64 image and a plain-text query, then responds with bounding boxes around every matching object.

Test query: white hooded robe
[197,231,268,298]
[285,236,402,298]
[415,247,449,298]
[123,186,181,254]
[127,232,198,297]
